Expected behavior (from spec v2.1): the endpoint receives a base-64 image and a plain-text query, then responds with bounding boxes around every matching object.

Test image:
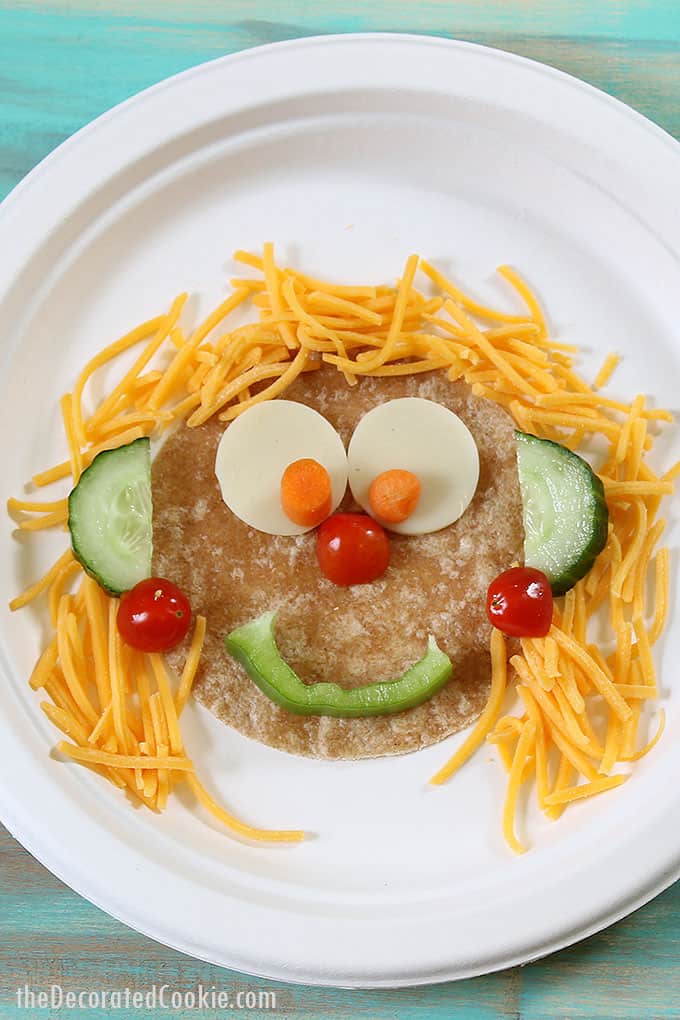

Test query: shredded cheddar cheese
[7,244,675,851]
[503,719,536,854]
[429,627,507,785]
[594,352,621,390]
[176,614,208,717]
[544,774,627,806]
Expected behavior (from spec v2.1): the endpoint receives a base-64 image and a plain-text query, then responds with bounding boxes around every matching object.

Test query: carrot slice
[280,458,332,527]
[368,469,421,523]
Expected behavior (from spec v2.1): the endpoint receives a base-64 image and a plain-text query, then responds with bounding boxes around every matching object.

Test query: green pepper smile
[225,611,454,718]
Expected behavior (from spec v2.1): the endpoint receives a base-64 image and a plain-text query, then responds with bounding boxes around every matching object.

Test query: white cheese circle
[215,400,348,535]
[347,397,479,535]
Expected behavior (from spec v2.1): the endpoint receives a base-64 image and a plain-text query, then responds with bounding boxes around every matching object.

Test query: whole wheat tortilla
[152,368,523,759]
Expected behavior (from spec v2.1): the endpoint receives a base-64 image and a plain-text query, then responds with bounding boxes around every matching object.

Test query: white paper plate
[1,35,679,988]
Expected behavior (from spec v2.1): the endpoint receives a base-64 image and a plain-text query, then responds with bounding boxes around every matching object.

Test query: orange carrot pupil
[280,458,333,528]
[368,469,421,524]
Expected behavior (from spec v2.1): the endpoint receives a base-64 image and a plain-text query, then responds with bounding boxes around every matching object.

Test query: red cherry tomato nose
[486,567,553,638]
[316,512,390,586]
[117,577,192,652]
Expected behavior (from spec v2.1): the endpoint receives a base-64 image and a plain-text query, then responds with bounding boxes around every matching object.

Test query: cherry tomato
[486,566,553,637]
[316,513,391,586]
[117,577,192,652]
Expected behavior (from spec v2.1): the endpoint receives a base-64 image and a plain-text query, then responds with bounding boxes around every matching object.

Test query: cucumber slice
[68,437,153,595]
[515,431,608,596]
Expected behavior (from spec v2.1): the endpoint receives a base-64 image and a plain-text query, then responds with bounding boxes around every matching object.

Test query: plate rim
[1,32,679,987]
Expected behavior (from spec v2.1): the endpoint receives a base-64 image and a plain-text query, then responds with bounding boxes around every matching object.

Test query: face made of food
[152,366,524,760]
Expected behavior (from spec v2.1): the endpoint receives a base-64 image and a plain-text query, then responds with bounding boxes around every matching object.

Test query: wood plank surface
[1,3,679,1018]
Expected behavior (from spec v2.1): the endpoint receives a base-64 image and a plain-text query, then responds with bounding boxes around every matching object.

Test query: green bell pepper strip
[224,611,454,718]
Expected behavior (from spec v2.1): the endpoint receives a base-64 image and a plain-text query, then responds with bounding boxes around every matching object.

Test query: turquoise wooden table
[1,3,679,1018]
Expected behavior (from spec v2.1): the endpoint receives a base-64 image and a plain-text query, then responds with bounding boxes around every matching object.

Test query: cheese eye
[214,400,348,535]
[347,398,479,535]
